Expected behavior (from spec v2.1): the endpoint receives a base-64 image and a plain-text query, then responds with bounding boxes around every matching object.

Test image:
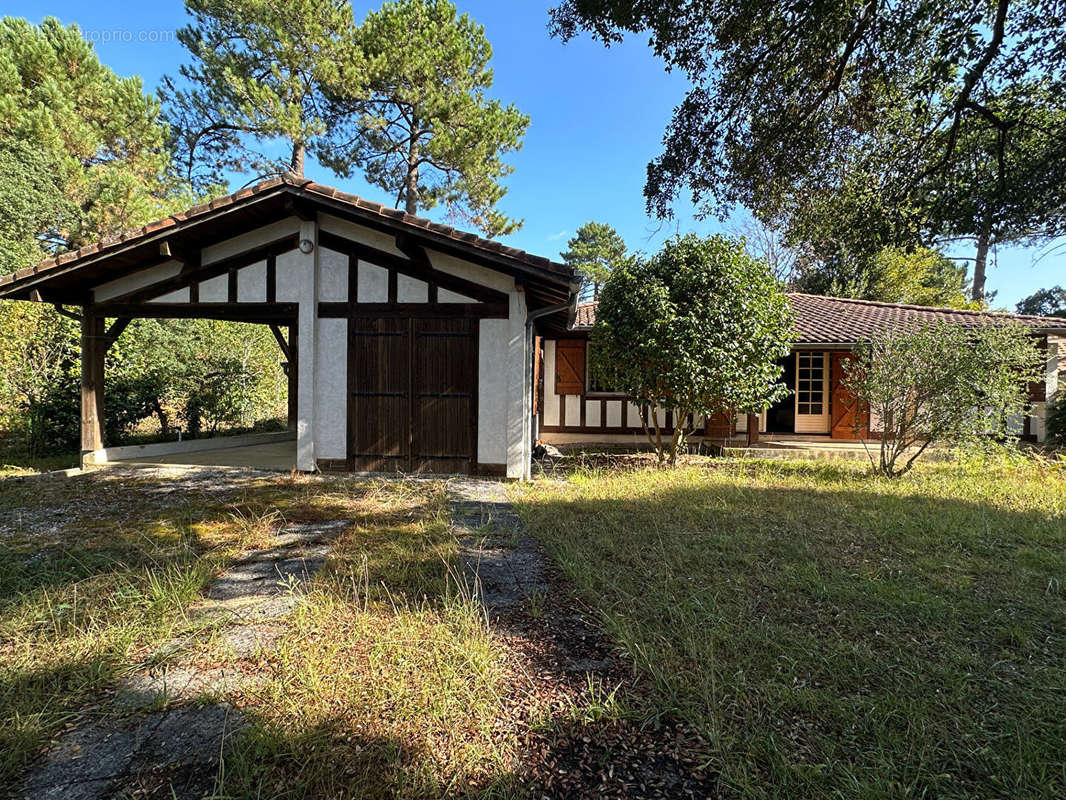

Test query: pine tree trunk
[290,141,305,176]
[405,135,419,215]
[971,221,991,302]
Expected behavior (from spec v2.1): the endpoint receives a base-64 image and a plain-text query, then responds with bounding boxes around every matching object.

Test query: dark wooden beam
[317,301,508,319]
[100,234,298,308]
[318,230,509,306]
[286,323,298,431]
[98,302,297,322]
[80,311,106,464]
[284,196,316,221]
[52,303,83,322]
[269,323,291,360]
[104,317,132,350]
[747,414,760,446]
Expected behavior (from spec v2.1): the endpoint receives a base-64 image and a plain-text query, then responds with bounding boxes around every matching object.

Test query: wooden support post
[80,311,106,466]
[287,323,298,432]
[747,413,760,446]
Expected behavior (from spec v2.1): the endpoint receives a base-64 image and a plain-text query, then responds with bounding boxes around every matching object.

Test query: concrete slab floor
[106,440,298,471]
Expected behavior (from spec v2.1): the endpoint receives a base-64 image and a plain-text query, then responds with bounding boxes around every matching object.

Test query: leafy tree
[162,0,359,189]
[1047,392,1066,447]
[561,221,627,301]
[549,0,1066,301]
[0,17,285,456]
[795,245,973,308]
[842,321,1043,476]
[592,234,793,464]
[0,17,184,250]
[1016,287,1066,318]
[319,0,529,236]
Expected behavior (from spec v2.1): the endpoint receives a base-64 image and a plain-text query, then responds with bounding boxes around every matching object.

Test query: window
[796,351,825,416]
[586,341,625,395]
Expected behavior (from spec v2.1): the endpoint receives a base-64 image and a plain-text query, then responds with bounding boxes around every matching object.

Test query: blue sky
[9,0,1063,309]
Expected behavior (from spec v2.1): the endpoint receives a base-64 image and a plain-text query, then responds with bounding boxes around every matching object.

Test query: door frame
[794,350,831,434]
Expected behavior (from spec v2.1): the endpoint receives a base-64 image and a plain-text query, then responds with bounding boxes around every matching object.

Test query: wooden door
[794,351,831,434]
[411,318,476,473]
[348,316,476,474]
[830,351,868,439]
[348,318,410,472]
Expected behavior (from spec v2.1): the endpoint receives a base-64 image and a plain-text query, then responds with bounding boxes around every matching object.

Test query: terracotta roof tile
[1,173,571,293]
[571,295,1066,340]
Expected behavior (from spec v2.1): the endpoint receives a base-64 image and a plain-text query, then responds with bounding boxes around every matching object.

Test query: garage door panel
[348,316,475,474]
[413,319,475,473]
[349,318,410,471]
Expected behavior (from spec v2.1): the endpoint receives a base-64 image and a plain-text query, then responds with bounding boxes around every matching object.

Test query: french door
[794,351,830,434]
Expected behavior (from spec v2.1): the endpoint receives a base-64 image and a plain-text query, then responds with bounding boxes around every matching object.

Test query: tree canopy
[0,16,183,256]
[561,221,627,300]
[1016,286,1066,318]
[550,0,1066,301]
[319,0,529,236]
[162,0,358,190]
[843,321,1044,476]
[592,234,793,464]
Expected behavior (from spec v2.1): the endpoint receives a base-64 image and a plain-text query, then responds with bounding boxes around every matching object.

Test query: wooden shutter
[555,339,586,395]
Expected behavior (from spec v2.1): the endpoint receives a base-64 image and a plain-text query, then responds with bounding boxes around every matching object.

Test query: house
[1,174,1062,478]
[537,294,1066,447]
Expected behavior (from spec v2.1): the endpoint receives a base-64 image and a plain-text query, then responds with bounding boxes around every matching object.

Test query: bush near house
[842,320,1044,476]
[591,233,793,464]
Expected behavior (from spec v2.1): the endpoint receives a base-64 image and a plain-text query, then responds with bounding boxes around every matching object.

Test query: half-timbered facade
[0,175,577,478]
[536,295,1066,446]
[3,175,1064,476]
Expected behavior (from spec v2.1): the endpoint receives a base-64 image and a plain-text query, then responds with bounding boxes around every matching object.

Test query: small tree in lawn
[591,234,793,465]
[842,321,1044,477]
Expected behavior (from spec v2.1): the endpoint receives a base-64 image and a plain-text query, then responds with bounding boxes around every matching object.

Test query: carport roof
[0,174,576,309]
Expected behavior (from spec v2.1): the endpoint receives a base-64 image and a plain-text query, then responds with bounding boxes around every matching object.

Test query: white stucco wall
[237,261,267,302]
[314,317,348,459]
[319,247,348,301]
[478,318,510,466]
[201,217,301,265]
[357,263,389,302]
[94,260,182,303]
[319,213,405,258]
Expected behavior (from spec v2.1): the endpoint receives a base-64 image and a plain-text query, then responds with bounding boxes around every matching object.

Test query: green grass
[1,472,523,798]
[0,452,79,476]
[0,471,348,783]
[217,479,517,799]
[512,454,1066,799]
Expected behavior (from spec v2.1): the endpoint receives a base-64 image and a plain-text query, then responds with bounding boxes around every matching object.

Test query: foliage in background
[319,0,529,236]
[728,216,799,284]
[1046,391,1066,448]
[794,245,975,308]
[842,321,1043,476]
[549,0,1066,302]
[0,17,190,252]
[0,16,286,458]
[162,0,359,187]
[1016,286,1066,318]
[591,234,793,464]
[561,221,627,301]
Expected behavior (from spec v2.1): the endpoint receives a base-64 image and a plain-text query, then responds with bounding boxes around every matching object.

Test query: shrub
[843,321,1045,476]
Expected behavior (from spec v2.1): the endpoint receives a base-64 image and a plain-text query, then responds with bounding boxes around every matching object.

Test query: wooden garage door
[348,317,476,473]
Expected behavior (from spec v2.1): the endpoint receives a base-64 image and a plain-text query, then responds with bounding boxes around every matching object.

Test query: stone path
[448,478,549,616]
[15,517,348,800]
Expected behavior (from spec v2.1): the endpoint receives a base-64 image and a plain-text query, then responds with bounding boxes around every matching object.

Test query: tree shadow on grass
[512,469,1066,798]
